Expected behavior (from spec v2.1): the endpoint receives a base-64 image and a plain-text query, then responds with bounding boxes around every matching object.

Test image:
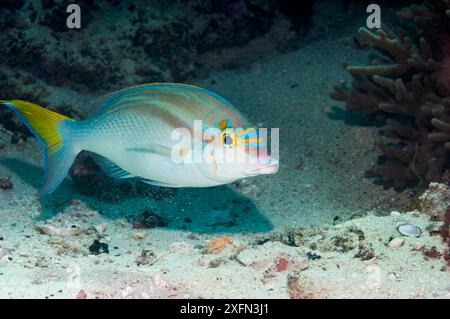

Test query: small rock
[265,255,308,277]
[287,271,316,299]
[76,289,87,299]
[422,246,443,259]
[387,273,396,281]
[322,106,332,113]
[206,236,233,254]
[121,286,134,298]
[93,222,108,236]
[169,242,194,254]
[0,177,13,190]
[275,257,289,272]
[132,210,168,229]
[388,238,405,248]
[209,257,228,268]
[248,259,270,270]
[419,183,450,217]
[51,239,85,256]
[366,264,382,289]
[390,211,402,217]
[306,252,321,260]
[136,249,156,266]
[132,230,148,240]
[88,240,109,255]
[426,224,441,237]
[35,224,84,237]
[115,219,129,227]
[151,273,167,289]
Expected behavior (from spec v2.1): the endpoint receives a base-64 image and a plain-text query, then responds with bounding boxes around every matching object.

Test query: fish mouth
[244,159,279,176]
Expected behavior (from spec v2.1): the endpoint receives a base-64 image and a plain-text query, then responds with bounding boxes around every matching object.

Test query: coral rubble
[0,0,277,94]
[331,0,450,188]
[418,182,450,217]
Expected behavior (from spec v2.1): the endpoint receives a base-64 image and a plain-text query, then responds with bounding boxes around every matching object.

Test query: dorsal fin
[87,90,126,116]
[86,82,240,116]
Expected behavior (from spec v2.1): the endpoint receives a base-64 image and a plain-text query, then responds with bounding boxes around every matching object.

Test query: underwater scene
[0,0,449,300]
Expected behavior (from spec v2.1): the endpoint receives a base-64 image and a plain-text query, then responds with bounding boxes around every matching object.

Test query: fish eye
[221,129,238,148]
[223,134,234,145]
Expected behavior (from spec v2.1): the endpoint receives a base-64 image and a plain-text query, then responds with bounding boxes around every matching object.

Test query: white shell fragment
[390,211,402,217]
[397,224,421,237]
[35,224,84,237]
[388,237,405,248]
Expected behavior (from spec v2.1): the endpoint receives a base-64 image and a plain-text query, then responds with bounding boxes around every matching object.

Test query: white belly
[85,140,222,187]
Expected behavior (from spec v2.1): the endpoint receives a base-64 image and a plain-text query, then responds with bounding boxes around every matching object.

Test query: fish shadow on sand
[0,158,273,234]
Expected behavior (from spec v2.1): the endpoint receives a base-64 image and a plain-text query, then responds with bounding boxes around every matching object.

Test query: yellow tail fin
[0,100,78,196]
[0,100,74,154]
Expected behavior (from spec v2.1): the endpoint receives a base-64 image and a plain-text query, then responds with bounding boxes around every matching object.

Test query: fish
[0,83,278,196]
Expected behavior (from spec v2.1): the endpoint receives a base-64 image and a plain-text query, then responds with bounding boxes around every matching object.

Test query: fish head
[201,125,279,183]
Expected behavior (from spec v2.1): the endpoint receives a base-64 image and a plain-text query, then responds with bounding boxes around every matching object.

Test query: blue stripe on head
[237,141,267,147]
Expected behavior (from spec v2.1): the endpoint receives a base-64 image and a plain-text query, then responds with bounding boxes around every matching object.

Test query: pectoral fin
[126,143,173,158]
[91,153,135,179]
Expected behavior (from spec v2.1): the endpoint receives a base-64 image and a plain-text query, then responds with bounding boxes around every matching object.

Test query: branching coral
[331,0,450,188]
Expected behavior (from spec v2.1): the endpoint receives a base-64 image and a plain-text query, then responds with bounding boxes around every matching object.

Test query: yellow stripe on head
[237,137,264,144]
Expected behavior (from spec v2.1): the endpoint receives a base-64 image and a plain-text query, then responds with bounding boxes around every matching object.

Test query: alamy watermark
[65,3,381,31]
[66,4,81,29]
[366,4,381,29]
[169,120,279,165]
